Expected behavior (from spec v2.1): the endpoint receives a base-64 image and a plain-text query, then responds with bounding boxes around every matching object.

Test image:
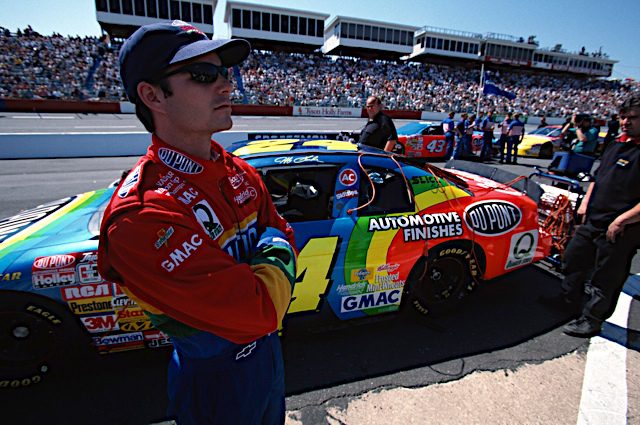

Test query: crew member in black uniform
[547,96,640,337]
[359,96,398,152]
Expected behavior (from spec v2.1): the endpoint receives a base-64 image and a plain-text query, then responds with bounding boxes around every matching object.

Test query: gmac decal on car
[0,139,551,387]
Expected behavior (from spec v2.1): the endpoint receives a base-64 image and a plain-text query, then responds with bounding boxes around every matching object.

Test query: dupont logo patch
[464,200,522,236]
[158,148,203,174]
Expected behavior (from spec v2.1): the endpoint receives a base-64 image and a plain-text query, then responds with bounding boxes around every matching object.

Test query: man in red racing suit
[98,21,296,425]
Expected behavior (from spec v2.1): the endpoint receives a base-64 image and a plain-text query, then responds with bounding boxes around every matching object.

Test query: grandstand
[0,2,635,117]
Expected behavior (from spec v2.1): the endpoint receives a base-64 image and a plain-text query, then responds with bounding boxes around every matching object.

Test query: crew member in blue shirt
[506,112,525,164]
[452,112,468,160]
[480,110,495,161]
[442,111,456,158]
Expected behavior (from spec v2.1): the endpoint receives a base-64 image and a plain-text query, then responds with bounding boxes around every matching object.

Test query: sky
[1,0,639,81]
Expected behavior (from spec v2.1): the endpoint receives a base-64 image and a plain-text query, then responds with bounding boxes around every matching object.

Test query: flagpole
[476,62,484,116]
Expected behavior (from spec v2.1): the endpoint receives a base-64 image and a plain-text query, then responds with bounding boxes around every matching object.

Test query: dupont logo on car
[464,200,522,236]
[339,169,357,186]
[33,254,76,270]
[158,148,203,174]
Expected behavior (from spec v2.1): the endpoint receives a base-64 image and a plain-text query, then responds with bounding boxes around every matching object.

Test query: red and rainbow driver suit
[98,135,295,424]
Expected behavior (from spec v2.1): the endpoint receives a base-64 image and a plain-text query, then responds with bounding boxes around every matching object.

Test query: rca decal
[464,201,522,236]
[368,212,463,242]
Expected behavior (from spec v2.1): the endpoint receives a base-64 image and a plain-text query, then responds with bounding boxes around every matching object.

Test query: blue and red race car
[0,139,550,387]
[396,121,490,159]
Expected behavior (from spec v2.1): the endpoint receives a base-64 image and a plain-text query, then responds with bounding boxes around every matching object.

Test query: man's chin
[211,114,233,133]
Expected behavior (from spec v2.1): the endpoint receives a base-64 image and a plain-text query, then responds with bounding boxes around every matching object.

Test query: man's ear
[137,81,166,114]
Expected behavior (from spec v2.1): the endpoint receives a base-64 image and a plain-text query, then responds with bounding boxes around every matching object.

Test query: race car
[517,125,563,158]
[0,139,551,387]
[396,121,490,159]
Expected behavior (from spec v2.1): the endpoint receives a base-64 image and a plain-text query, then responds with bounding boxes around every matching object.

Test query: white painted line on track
[12,115,72,119]
[577,288,632,425]
[73,125,139,129]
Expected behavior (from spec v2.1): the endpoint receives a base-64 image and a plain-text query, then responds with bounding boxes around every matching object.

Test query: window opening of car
[262,166,338,222]
[348,153,413,215]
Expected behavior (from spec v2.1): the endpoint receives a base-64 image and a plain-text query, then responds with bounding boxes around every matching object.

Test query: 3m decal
[81,314,119,333]
[464,201,522,236]
[340,289,402,312]
[288,236,339,314]
[158,148,203,174]
[505,230,538,270]
[192,201,223,240]
[118,165,141,198]
[339,169,358,187]
[155,227,175,249]
[161,234,203,272]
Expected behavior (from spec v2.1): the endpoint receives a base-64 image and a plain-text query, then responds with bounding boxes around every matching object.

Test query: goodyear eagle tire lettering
[0,292,86,388]
[406,241,485,316]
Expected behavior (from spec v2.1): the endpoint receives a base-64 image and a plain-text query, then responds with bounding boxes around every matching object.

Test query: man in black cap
[98,21,296,424]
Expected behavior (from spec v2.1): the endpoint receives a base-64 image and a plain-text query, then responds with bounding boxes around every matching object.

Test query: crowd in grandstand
[1,27,638,118]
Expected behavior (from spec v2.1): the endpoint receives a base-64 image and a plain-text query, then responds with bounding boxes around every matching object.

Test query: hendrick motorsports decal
[464,200,522,236]
[368,212,463,242]
[505,230,538,270]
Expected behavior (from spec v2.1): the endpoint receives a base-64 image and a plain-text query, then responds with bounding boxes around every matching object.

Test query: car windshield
[530,127,559,136]
[397,122,428,135]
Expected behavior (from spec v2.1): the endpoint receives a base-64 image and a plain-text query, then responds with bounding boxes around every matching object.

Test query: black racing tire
[405,241,485,316]
[539,143,554,159]
[0,292,87,389]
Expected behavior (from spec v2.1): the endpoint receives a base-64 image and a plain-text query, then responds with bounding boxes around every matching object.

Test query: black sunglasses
[161,62,230,84]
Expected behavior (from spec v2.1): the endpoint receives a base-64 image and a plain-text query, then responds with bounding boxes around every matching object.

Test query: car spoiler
[444,160,543,204]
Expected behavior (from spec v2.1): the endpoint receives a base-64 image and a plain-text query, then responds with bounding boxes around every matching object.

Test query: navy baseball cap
[119,20,251,103]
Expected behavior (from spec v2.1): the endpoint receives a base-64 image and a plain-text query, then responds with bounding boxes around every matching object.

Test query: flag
[483,75,516,100]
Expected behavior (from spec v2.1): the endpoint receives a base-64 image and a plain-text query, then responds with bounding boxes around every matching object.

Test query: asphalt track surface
[0,113,638,425]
